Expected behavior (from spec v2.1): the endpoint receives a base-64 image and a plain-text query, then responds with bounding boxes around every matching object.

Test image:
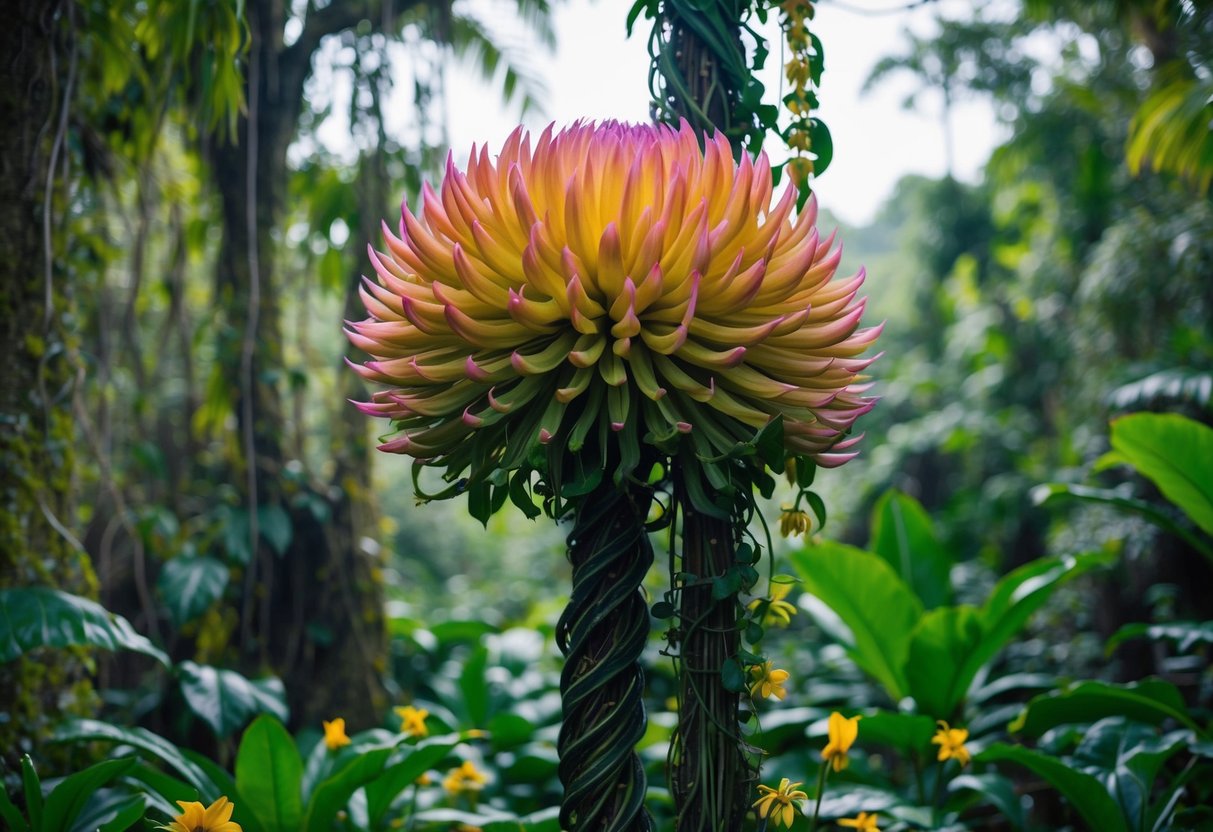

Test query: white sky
[443,0,1008,226]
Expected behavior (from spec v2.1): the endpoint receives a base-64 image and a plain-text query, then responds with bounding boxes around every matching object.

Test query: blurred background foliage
[2,0,1212,828]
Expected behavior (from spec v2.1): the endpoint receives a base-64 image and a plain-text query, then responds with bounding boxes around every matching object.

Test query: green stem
[808,760,829,832]
[555,479,655,832]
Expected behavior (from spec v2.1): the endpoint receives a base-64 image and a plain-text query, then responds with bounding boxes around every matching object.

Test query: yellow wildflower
[749,662,791,700]
[748,582,797,628]
[158,797,242,832]
[780,508,811,538]
[752,778,808,828]
[839,811,881,831]
[394,705,429,738]
[322,717,351,751]
[443,760,489,797]
[415,771,433,786]
[931,720,971,766]
[822,711,861,772]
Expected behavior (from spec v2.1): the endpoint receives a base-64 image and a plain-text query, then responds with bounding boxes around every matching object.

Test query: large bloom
[822,711,861,772]
[752,777,807,828]
[159,797,242,832]
[931,720,971,766]
[349,121,878,492]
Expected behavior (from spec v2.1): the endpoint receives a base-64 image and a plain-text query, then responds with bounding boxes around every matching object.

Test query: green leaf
[809,117,834,176]
[979,743,1129,832]
[21,755,42,831]
[365,735,463,824]
[1109,413,1213,537]
[905,605,984,719]
[458,645,490,728]
[82,791,149,832]
[1009,679,1199,737]
[869,490,953,609]
[0,587,168,666]
[960,552,1110,706]
[1072,718,1189,828]
[1106,620,1213,655]
[51,719,217,798]
[0,783,29,832]
[158,556,229,626]
[852,711,937,752]
[790,541,922,700]
[949,772,1026,831]
[258,504,293,556]
[43,757,136,832]
[179,661,288,739]
[721,657,746,692]
[235,715,304,832]
[302,746,392,832]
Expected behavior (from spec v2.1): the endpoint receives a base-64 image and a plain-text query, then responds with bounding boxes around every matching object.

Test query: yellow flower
[931,720,971,767]
[159,797,242,832]
[349,122,879,498]
[753,777,808,828]
[780,508,811,538]
[838,811,881,831]
[748,582,797,627]
[749,661,791,700]
[394,705,429,738]
[415,772,433,786]
[443,760,489,796]
[821,711,861,772]
[322,717,351,750]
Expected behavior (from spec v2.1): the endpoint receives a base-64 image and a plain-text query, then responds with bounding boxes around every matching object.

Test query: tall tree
[0,0,99,769]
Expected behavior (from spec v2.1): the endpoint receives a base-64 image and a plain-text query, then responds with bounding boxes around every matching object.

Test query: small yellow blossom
[748,582,797,628]
[322,718,351,751]
[822,711,861,772]
[749,662,791,700]
[159,797,242,832]
[443,760,489,797]
[394,705,429,738]
[780,508,811,538]
[931,720,971,766]
[415,772,433,786]
[839,811,881,831]
[753,777,808,828]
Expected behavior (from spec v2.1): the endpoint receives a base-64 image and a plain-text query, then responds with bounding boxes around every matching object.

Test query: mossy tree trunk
[0,0,99,770]
[193,0,431,728]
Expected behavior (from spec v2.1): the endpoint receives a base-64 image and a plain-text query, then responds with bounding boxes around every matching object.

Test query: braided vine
[555,479,657,832]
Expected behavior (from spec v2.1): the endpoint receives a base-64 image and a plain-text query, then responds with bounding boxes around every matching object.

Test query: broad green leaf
[870,490,953,609]
[303,746,392,832]
[0,784,29,832]
[0,587,168,666]
[1009,679,1199,737]
[21,756,42,831]
[483,807,561,831]
[124,763,197,819]
[906,605,985,719]
[1106,620,1213,655]
[365,735,463,824]
[850,711,937,752]
[1109,413,1213,537]
[178,661,288,739]
[235,715,304,832]
[1072,718,1189,829]
[790,541,922,700]
[979,743,1129,832]
[70,789,147,832]
[949,773,1026,831]
[51,719,217,798]
[258,504,293,556]
[43,757,136,832]
[959,552,1110,705]
[158,556,229,626]
[458,644,491,728]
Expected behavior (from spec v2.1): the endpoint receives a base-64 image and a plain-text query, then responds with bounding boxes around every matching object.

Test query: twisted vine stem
[556,480,656,832]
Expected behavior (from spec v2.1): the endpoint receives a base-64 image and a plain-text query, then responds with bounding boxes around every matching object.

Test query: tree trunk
[202,0,388,729]
[0,0,99,770]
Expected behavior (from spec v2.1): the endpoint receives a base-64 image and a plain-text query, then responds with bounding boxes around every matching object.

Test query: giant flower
[349,120,878,498]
